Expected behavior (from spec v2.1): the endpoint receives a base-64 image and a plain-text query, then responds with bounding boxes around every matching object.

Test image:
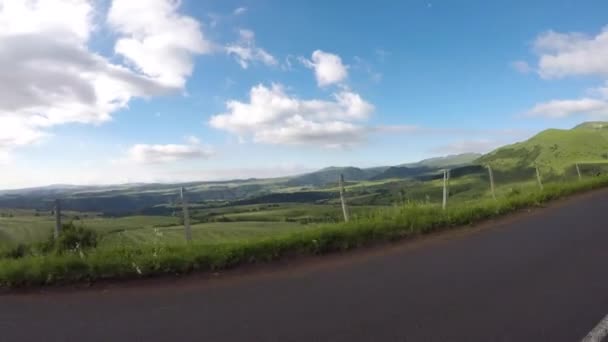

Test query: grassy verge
[2,176,608,288]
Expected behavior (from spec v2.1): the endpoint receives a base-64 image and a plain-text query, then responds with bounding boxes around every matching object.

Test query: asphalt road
[2,189,608,342]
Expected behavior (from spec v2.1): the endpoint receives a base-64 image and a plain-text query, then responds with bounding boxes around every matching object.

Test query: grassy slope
[2,176,608,287]
[478,123,608,173]
[75,216,179,235]
[401,153,481,168]
[100,221,307,246]
[0,216,54,249]
[285,167,383,187]
[0,203,366,248]
[0,213,180,248]
[4,122,608,286]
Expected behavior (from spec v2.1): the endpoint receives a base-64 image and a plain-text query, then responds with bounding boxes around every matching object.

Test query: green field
[100,221,309,246]
[2,175,608,287]
[0,167,599,253]
[0,203,377,250]
[3,122,608,286]
[0,211,180,248]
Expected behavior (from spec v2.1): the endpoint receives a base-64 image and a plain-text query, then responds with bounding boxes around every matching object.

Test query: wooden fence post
[576,163,582,181]
[339,174,349,222]
[535,165,544,191]
[487,165,496,200]
[447,169,452,198]
[54,199,61,239]
[180,187,192,242]
[442,169,448,210]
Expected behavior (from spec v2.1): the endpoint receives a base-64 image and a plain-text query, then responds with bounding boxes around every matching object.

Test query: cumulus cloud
[127,137,214,164]
[431,139,501,155]
[209,83,374,148]
[594,82,608,98]
[372,125,420,133]
[0,0,208,157]
[233,7,247,15]
[300,50,348,87]
[522,26,608,119]
[225,29,277,69]
[0,116,47,150]
[527,98,608,118]
[534,27,608,79]
[108,0,212,88]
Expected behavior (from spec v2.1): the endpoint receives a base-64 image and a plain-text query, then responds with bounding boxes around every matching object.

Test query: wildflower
[132,262,142,275]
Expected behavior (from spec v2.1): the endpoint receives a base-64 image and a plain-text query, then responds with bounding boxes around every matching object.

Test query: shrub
[46,222,98,254]
[0,244,30,259]
[507,187,522,197]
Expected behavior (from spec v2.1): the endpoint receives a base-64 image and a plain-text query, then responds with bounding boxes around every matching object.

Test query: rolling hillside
[284,167,386,187]
[288,153,480,186]
[400,153,481,168]
[477,122,608,174]
[3,124,608,214]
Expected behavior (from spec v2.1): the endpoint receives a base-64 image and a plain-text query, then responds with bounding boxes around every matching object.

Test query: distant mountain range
[285,153,481,187]
[2,122,608,214]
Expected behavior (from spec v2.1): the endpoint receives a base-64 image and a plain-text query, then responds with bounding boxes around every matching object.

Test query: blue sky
[2,0,608,189]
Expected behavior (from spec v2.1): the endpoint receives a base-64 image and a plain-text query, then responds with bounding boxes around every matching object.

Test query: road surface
[2,189,608,341]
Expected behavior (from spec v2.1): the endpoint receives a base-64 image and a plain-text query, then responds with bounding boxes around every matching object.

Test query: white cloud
[300,50,348,87]
[527,98,608,118]
[431,139,500,155]
[127,138,213,164]
[0,116,47,150]
[593,82,608,98]
[209,83,374,148]
[108,0,212,88]
[534,27,608,79]
[185,135,200,145]
[233,7,247,15]
[373,125,420,133]
[0,0,206,157]
[0,0,93,42]
[511,60,532,74]
[523,26,608,119]
[225,29,277,69]
[0,162,312,189]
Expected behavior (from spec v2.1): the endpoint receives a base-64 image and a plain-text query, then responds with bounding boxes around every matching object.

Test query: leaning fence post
[535,164,544,191]
[54,199,62,239]
[447,169,452,198]
[180,187,192,242]
[442,169,448,210]
[487,165,496,200]
[576,163,582,181]
[338,174,349,222]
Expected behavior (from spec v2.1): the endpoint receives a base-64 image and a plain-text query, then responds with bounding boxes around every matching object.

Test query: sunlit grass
[1,176,607,287]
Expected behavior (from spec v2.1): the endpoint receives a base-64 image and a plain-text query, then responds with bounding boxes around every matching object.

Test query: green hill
[370,166,433,181]
[287,154,481,185]
[401,153,481,168]
[477,122,608,174]
[284,167,386,187]
[370,153,480,181]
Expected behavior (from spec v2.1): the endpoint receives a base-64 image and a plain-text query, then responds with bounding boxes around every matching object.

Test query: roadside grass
[99,221,309,246]
[0,204,385,249]
[74,215,180,235]
[1,176,608,287]
[0,214,179,249]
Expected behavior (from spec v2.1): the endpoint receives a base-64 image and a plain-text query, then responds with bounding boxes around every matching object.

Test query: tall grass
[1,176,608,287]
